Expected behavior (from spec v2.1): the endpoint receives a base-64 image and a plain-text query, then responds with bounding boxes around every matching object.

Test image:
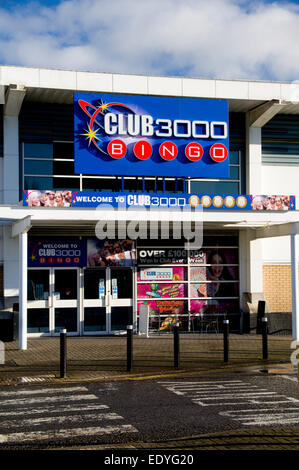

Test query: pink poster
[190,265,239,283]
[137,300,187,315]
[137,283,187,299]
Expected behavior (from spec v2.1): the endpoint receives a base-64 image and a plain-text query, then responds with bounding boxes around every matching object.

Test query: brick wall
[263,264,296,313]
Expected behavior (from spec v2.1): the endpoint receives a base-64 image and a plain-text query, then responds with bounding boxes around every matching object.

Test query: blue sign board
[23,191,296,211]
[74,92,229,178]
[28,239,87,267]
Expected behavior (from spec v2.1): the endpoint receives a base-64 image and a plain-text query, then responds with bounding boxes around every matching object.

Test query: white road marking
[242,418,299,426]
[0,403,109,417]
[0,385,139,443]
[0,425,138,443]
[281,375,298,383]
[0,412,124,428]
[191,392,279,399]
[159,379,299,426]
[0,394,98,407]
[159,380,245,385]
[221,408,299,416]
[0,386,87,397]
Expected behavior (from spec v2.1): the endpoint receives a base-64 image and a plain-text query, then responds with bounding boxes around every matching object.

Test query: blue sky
[1,0,299,81]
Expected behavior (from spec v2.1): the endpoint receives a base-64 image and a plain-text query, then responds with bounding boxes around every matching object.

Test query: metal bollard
[60,329,67,378]
[174,323,180,369]
[262,317,268,360]
[223,320,229,363]
[257,300,266,334]
[127,325,133,372]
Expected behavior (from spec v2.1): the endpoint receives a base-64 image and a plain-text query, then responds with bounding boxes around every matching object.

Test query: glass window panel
[24,160,53,175]
[53,142,74,159]
[110,268,133,299]
[190,249,239,265]
[190,299,240,316]
[111,306,133,331]
[54,308,77,332]
[82,178,115,191]
[84,269,106,299]
[190,281,239,298]
[229,165,239,179]
[123,178,139,192]
[84,307,106,331]
[28,308,49,333]
[240,150,246,193]
[229,150,239,164]
[24,143,53,159]
[190,266,239,282]
[53,177,80,190]
[54,269,77,300]
[28,270,50,300]
[201,236,238,246]
[143,179,156,192]
[154,179,185,193]
[24,176,53,190]
[165,178,186,193]
[53,160,74,175]
[190,180,240,194]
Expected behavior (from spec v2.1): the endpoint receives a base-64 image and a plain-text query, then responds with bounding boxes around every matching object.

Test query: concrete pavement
[0,333,295,385]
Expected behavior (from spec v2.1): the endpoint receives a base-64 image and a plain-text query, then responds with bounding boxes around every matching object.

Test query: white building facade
[0,65,299,349]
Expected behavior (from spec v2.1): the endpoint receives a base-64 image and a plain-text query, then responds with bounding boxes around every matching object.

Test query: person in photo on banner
[252,194,291,211]
[192,249,236,314]
[87,239,135,267]
[26,190,73,207]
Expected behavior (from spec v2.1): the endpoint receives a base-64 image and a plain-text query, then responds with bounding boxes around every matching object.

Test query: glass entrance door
[27,268,51,334]
[53,268,79,335]
[27,268,79,336]
[109,268,133,332]
[83,267,133,334]
[83,268,107,333]
[28,267,133,336]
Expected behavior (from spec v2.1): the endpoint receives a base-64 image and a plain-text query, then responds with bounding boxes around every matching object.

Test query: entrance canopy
[0,204,297,236]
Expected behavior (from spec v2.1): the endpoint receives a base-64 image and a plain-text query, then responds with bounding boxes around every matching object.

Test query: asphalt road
[0,372,299,449]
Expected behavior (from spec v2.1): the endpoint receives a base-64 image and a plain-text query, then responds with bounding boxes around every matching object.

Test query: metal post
[60,329,67,378]
[127,325,133,372]
[223,320,229,363]
[257,300,266,334]
[262,317,268,360]
[174,323,180,369]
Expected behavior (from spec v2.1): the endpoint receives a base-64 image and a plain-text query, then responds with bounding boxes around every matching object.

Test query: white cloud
[0,0,299,80]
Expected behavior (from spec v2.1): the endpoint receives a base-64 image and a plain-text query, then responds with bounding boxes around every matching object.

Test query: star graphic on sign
[98,101,110,113]
[81,125,101,146]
